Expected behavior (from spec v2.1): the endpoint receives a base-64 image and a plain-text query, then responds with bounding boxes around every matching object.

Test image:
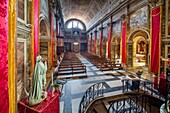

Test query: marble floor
[58,54,133,113]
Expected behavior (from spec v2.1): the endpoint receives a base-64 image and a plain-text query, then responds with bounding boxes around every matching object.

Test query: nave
[58,54,123,113]
[1,0,170,113]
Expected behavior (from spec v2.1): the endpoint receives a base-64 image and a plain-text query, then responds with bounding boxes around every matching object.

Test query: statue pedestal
[28,91,47,107]
[18,91,60,113]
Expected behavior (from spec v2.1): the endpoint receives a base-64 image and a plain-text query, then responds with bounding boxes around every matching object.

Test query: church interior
[1,0,170,113]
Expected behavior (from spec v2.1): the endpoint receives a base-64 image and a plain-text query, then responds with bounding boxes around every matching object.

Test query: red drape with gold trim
[51,11,54,67]
[0,1,9,112]
[94,32,96,54]
[108,26,111,59]
[121,21,127,64]
[100,31,102,56]
[34,0,39,60]
[150,6,161,73]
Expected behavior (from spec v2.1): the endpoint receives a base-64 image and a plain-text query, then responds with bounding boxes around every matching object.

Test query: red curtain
[34,0,39,61]
[150,6,161,73]
[0,1,9,112]
[51,11,54,67]
[100,31,103,56]
[108,26,111,59]
[121,21,127,64]
[94,32,96,55]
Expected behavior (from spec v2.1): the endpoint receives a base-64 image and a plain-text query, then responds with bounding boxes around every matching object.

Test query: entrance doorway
[73,42,79,53]
[80,43,87,51]
[64,42,71,52]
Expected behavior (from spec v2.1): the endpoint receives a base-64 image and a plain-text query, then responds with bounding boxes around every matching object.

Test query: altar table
[18,91,59,113]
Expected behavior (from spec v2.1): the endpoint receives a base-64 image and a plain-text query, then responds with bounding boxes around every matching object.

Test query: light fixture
[73,42,78,45]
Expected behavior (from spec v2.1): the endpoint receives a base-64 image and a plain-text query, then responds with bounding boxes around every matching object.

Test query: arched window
[65,19,86,30]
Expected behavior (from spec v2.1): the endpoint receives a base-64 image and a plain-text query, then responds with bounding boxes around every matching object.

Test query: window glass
[73,21,77,28]
[66,20,85,30]
[67,22,72,28]
[78,23,83,30]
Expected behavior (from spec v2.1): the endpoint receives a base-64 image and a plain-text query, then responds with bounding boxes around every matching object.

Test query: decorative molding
[128,0,148,14]
[127,26,150,42]
[17,26,31,35]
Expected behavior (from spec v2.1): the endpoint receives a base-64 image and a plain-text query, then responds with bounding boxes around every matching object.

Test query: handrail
[121,78,166,101]
[107,93,163,113]
[78,82,105,113]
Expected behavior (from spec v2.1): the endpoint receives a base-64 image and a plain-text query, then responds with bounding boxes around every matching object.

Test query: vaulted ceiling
[61,0,108,27]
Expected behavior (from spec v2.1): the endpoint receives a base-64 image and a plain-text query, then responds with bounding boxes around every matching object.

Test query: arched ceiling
[61,0,108,27]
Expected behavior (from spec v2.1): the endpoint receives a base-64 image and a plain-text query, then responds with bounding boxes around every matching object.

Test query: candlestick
[51,72,54,97]
[52,72,53,85]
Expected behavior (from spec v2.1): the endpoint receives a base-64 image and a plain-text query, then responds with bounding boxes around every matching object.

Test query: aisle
[60,54,126,113]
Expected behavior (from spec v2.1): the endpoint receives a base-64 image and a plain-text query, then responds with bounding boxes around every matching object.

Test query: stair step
[94,102,107,113]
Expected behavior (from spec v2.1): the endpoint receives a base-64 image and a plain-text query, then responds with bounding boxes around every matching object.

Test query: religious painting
[103,27,108,38]
[129,6,148,30]
[18,0,26,23]
[17,39,27,102]
[112,20,121,33]
[166,0,170,36]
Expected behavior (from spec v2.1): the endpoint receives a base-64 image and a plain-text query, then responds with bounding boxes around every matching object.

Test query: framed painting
[112,20,121,33]
[129,6,148,30]
[163,45,170,74]
[166,0,170,37]
[17,0,27,23]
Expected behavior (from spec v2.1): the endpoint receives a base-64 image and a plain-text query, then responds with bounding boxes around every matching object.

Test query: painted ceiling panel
[61,0,108,26]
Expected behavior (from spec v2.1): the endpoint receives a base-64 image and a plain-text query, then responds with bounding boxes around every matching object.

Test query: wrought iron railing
[78,82,105,113]
[107,93,163,113]
[121,78,166,101]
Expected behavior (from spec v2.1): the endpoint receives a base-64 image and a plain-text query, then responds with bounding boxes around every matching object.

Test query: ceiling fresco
[61,0,108,27]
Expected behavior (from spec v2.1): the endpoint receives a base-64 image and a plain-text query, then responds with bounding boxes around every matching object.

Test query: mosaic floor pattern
[58,54,131,113]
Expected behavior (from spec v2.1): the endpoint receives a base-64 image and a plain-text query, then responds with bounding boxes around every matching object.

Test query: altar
[18,91,60,113]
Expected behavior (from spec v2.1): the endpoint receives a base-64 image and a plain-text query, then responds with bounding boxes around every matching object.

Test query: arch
[111,33,122,62]
[102,37,107,58]
[128,27,150,42]
[127,27,150,67]
[65,18,86,31]
[111,33,122,42]
[40,14,50,37]
[96,39,100,56]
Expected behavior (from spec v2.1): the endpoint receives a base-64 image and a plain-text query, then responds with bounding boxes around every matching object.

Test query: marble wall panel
[17,41,26,102]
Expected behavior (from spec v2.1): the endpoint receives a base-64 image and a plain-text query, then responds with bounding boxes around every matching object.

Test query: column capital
[121,14,127,21]
[99,27,104,31]
[107,23,111,27]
